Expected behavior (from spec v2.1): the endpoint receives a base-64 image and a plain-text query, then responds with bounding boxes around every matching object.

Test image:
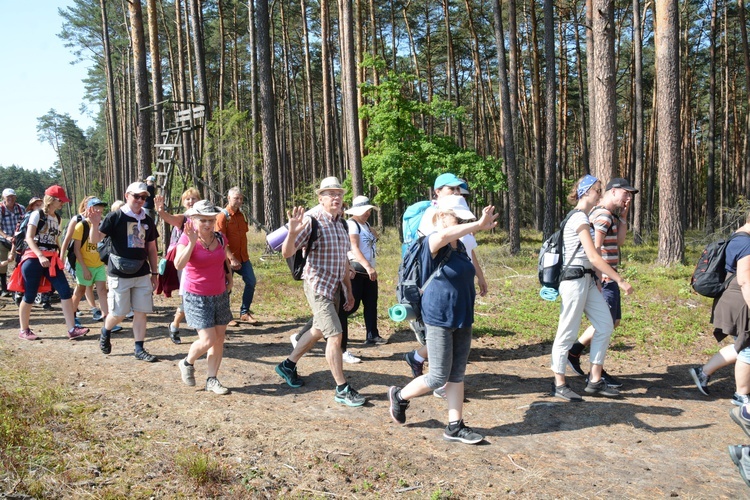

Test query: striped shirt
[589,206,619,276]
[562,210,593,269]
[293,205,350,301]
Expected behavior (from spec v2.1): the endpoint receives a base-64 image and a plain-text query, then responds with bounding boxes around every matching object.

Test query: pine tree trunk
[128,0,152,181]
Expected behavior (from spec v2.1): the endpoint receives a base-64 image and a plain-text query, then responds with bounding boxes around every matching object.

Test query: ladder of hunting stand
[153,105,205,190]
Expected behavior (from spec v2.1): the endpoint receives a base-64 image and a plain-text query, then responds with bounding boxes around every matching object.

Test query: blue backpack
[401,200,432,256]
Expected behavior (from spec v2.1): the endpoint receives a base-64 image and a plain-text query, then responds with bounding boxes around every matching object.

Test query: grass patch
[174,446,230,488]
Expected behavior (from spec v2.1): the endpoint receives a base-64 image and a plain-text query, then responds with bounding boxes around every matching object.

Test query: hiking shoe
[567,353,585,377]
[111,325,123,333]
[334,384,366,407]
[365,336,388,345]
[92,307,103,321]
[240,313,258,324]
[404,350,424,377]
[739,447,750,488]
[179,358,195,386]
[601,369,623,389]
[74,317,82,328]
[342,351,361,364]
[13,292,22,306]
[67,326,89,339]
[734,393,750,407]
[388,386,409,424]
[409,320,426,346]
[554,383,583,402]
[731,406,750,439]
[125,311,134,320]
[206,377,230,395]
[290,333,300,348]
[433,385,447,399]
[18,329,38,341]
[169,323,181,344]
[134,349,157,362]
[729,445,750,467]
[42,302,52,310]
[275,362,304,388]
[689,366,710,396]
[99,327,111,354]
[443,420,484,445]
[585,378,620,397]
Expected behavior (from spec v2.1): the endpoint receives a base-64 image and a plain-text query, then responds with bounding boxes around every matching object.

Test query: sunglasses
[129,193,148,201]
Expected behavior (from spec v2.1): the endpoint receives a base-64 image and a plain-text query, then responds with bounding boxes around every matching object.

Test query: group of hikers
[5,172,750,469]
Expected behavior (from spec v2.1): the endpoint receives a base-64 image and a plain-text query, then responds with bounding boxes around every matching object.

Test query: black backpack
[691,231,750,298]
[395,236,453,336]
[13,208,48,259]
[66,219,90,270]
[538,209,582,290]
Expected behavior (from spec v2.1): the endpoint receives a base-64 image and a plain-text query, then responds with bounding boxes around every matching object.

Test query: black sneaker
[275,362,304,388]
[134,349,157,362]
[567,353,585,377]
[403,350,424,377]
[388,386,409,424]
[99,327,112,354]
[443,420,484,444]
[689,366,710,396]
[601,369,622,389]
[584,378,620,397]
[554,383,583,402]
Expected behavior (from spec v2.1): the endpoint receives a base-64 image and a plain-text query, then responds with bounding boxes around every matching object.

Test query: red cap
[44,185,70,203]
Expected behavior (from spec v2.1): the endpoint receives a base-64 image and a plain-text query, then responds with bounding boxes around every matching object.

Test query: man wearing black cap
[567,178,639,387]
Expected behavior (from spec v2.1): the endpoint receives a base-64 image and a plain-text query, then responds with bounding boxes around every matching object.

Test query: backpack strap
[420,239,453,294]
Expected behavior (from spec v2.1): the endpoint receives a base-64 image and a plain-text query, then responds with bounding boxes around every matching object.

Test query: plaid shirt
[294,205,350,301]
[0,202,25,238]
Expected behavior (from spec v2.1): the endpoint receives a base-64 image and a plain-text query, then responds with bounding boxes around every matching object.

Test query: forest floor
[1,289,749,498]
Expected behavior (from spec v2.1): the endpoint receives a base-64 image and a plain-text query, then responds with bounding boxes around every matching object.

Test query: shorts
[303,281,342,339]
[601,280,622,322]
[107,274,153,316]
[183,291,232,330]
[76,263,107,286]
[738,341,750,364]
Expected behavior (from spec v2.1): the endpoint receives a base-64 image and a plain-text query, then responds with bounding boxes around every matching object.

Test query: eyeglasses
[129,193,148,201]
[196,218,215,224]
[320,191,343,198]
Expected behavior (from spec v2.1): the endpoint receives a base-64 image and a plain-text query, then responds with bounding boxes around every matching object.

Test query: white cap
[2,188,16,197]
[126,182,149,195]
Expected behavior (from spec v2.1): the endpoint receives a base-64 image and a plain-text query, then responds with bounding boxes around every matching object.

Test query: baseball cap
[126,182,149,195]
[605,178,639,194]
[434,173,468,190]
[146,175,156,182]
[44,185,70,203]
[2,188,16,197]
[87,198,107,208]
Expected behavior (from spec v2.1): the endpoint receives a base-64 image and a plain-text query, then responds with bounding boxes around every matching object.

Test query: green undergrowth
[244,226,714,355]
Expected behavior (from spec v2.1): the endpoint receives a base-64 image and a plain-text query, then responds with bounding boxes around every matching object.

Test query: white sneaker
[290,334,299,348]
[342,351,361,364]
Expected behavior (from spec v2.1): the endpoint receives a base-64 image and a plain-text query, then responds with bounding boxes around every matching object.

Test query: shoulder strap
[81,219,90,245]
[559,209,583,274]
[222,208,230,219]
[420,240,453,293]
[351,219,362,234]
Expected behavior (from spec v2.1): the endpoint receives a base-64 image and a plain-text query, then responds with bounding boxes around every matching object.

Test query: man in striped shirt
[275,177,366,407]
[567,178,638,387]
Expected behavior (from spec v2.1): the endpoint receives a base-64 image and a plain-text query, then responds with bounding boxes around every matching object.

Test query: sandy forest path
[1,292,747,498]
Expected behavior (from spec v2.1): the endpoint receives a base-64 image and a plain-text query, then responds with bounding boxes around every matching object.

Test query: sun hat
[2,188,16,197]
[345,196,379,216]
[185,199,221,217]
[87,198,107,208]
[433,173,468,190]
[315,176,345,195]
[26,197,42,211]
[44,185,70,203]
[126,182,149,195]
[436,195,476,221]
[605,177,639,194]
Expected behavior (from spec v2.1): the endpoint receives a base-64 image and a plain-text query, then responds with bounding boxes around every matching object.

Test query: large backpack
[538,209,582,291]
[66,219,90,270]
[401,200,432,256]
[691,231,750,298]
[395,236,453,338]
[13,208,47,259]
